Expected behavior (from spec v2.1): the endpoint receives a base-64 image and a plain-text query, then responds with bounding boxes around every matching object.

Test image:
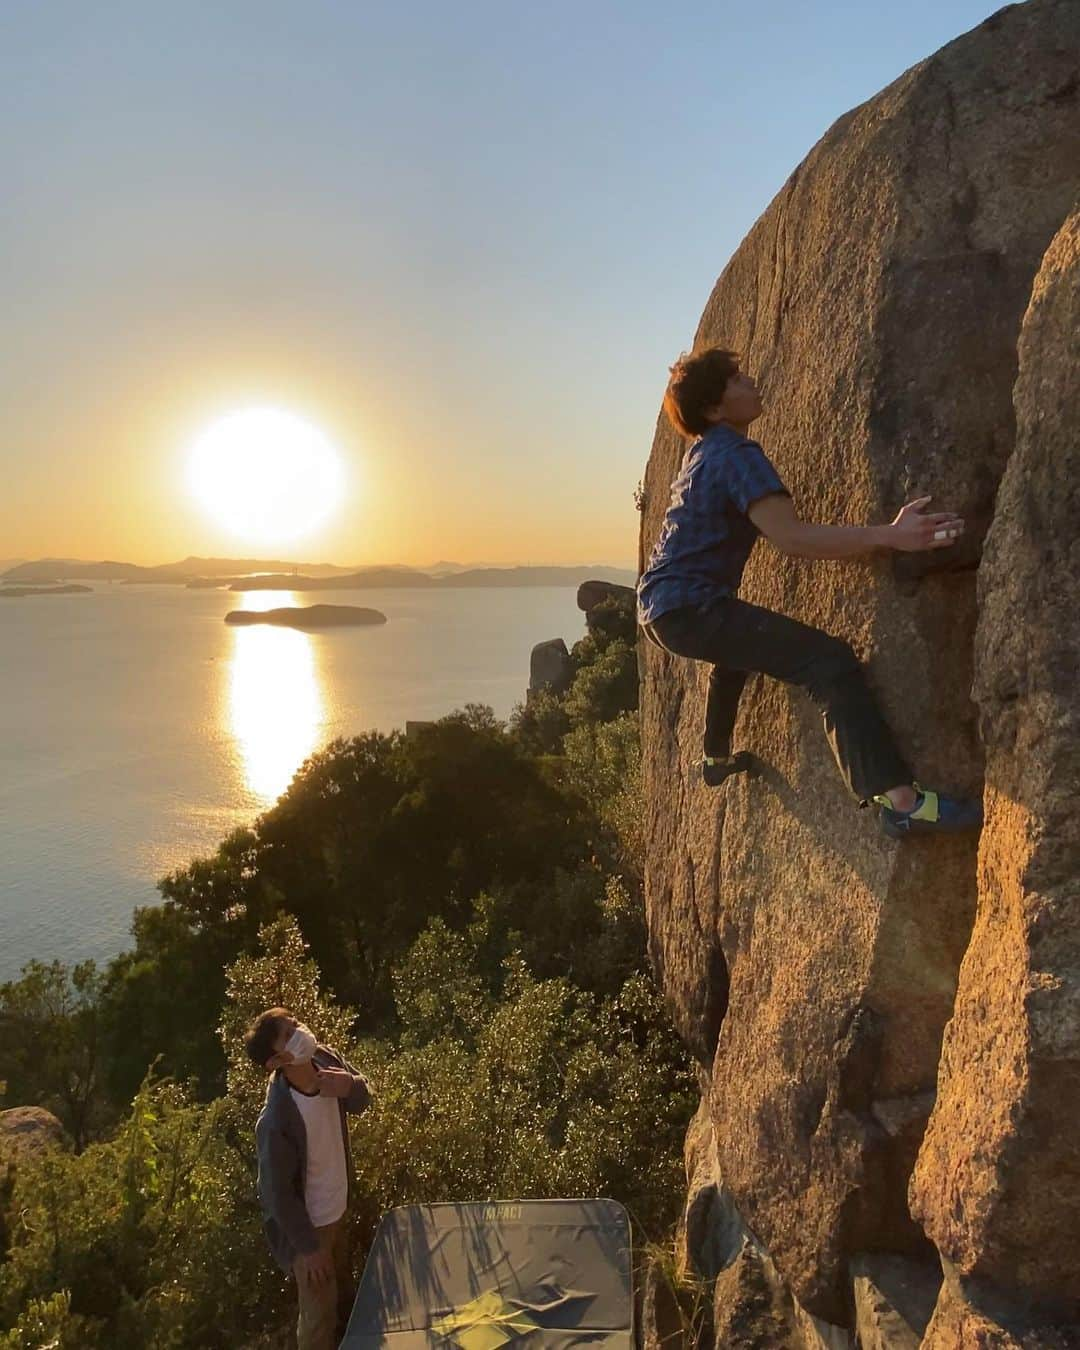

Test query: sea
[0,583,587,979]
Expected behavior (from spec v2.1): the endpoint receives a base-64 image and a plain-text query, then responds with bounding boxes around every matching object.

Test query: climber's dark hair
[244,1006,293,1069]
[663,347,740,438]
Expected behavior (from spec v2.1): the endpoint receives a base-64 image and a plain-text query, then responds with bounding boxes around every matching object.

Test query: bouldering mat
[340,1198,634,1347]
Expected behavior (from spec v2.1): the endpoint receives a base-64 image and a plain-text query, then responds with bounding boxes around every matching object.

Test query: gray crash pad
[340,1198,634,1347]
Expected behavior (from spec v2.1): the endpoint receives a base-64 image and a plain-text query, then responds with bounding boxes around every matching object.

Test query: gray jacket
[254,1044,372,1272]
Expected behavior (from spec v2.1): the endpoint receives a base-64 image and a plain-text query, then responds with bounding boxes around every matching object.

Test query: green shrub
[1,610,696,1345]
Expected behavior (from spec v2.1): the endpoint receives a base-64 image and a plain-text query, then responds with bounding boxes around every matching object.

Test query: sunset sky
[2,0,993,569]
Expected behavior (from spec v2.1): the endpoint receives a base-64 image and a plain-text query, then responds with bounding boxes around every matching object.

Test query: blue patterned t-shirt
[637,424,788,625]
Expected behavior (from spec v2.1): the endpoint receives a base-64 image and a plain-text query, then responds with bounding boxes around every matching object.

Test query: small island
[0,584,93,598]
[224,604,387,629]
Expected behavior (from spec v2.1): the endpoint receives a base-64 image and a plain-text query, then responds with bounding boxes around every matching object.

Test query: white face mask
[282,1023,318,1064]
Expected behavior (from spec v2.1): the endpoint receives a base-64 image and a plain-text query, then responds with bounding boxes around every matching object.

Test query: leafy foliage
[562,712,644,876]
[563,637,639,729]
[0,1290,91,1350]
[0,960,108,1149]
[0,1079,282,1349]
[355,933,692,1238]
[93,712,604,1096]
[511,589,639,754]
[0,593,695,1348]
[219,913,357,1110]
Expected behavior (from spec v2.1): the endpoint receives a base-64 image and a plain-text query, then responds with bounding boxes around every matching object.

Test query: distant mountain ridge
[2,557,637,588]
[2,556,364,583]
[157,556,367,577]
[223,565,637,591]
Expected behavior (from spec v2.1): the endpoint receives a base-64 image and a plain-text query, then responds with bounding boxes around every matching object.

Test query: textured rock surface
[712,1238,799,1349]
[0,1107,67,1250]
[920,1270,1080,1350]
[910,208,1080,1321]
[0,1106,67,1163]
[528,637,574,696]
[639,0,1080,1326]
[850,1254,938,1349]
[638,1256,689,1350]
[656,1105,861,1348]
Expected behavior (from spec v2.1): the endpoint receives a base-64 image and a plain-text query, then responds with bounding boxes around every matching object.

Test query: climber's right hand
[889,496,965,551]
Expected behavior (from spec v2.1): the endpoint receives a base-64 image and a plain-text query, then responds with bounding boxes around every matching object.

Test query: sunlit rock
[911,207,1080,1336]
[638,0,1079,1326]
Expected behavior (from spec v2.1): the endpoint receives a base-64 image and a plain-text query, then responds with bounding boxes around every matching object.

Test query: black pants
[645,597,911,802]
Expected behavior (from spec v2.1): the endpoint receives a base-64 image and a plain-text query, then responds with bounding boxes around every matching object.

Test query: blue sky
[1,0,997,567]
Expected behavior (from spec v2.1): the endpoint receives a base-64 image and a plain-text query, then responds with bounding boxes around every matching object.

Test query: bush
[1,605,697,1346]
[0,1081,284,1349]
[0,959,110,1150]
[564,640,639,728]
[354,947,693,1238]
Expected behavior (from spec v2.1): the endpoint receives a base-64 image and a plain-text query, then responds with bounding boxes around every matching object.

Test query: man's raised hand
[315,1067,354,1098]
[889,495,965,552]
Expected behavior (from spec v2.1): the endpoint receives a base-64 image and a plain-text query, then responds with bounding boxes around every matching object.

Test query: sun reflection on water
[227,591,324,803]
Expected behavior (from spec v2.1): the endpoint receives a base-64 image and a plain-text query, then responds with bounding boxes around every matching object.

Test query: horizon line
[2,552,639,573]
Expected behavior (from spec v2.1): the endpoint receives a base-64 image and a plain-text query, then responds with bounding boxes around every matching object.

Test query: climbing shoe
[875,786,983,839]
[702,751,754,787]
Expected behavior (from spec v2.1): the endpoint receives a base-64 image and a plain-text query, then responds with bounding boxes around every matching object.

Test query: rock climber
[637,345,983,838]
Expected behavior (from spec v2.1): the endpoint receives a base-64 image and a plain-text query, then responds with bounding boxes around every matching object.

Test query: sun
[186,407,345,545]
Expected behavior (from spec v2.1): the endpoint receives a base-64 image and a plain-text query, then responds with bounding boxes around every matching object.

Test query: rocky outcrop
[0,1106,67,1163]
[919,1269,1080,1350]
[910,208,1080,1343]
[665,1105,939,1348]
[577,580,635,614]
[578,582,638,646]
[528,580,638,704]
[851,1255,938,1350]
[638,0,1079,1338]
[529,638,574,698]
[0,1107,68,1258]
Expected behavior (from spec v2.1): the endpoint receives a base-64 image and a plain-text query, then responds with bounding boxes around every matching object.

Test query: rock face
[910,208,1080,1340]
[528,638,574,697]
[638,0,1080,1336]
[0,1107,67,1164]
[851,1255,938,1350]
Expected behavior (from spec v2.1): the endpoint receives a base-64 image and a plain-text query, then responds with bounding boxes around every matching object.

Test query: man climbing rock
[637,345,982,838]
[246,1008,372,1350]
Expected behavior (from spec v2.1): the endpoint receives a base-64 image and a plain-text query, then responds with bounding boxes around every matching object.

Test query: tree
[0,1077,282,1349]
[508,689,571,756]
[352,931,694,1238]
[563,638,639,728]
[0,960,107,1150]
[561,711,644,879]
[0,916,363,1349]
[0,598,699,1346]
[219,913,357,1110]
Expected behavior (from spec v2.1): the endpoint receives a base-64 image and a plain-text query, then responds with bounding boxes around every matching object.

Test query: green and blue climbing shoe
[702,751,753,788]
[875,786,983,839]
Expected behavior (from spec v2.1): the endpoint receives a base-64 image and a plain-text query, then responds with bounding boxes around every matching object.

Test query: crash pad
[340,1198,634,1347]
